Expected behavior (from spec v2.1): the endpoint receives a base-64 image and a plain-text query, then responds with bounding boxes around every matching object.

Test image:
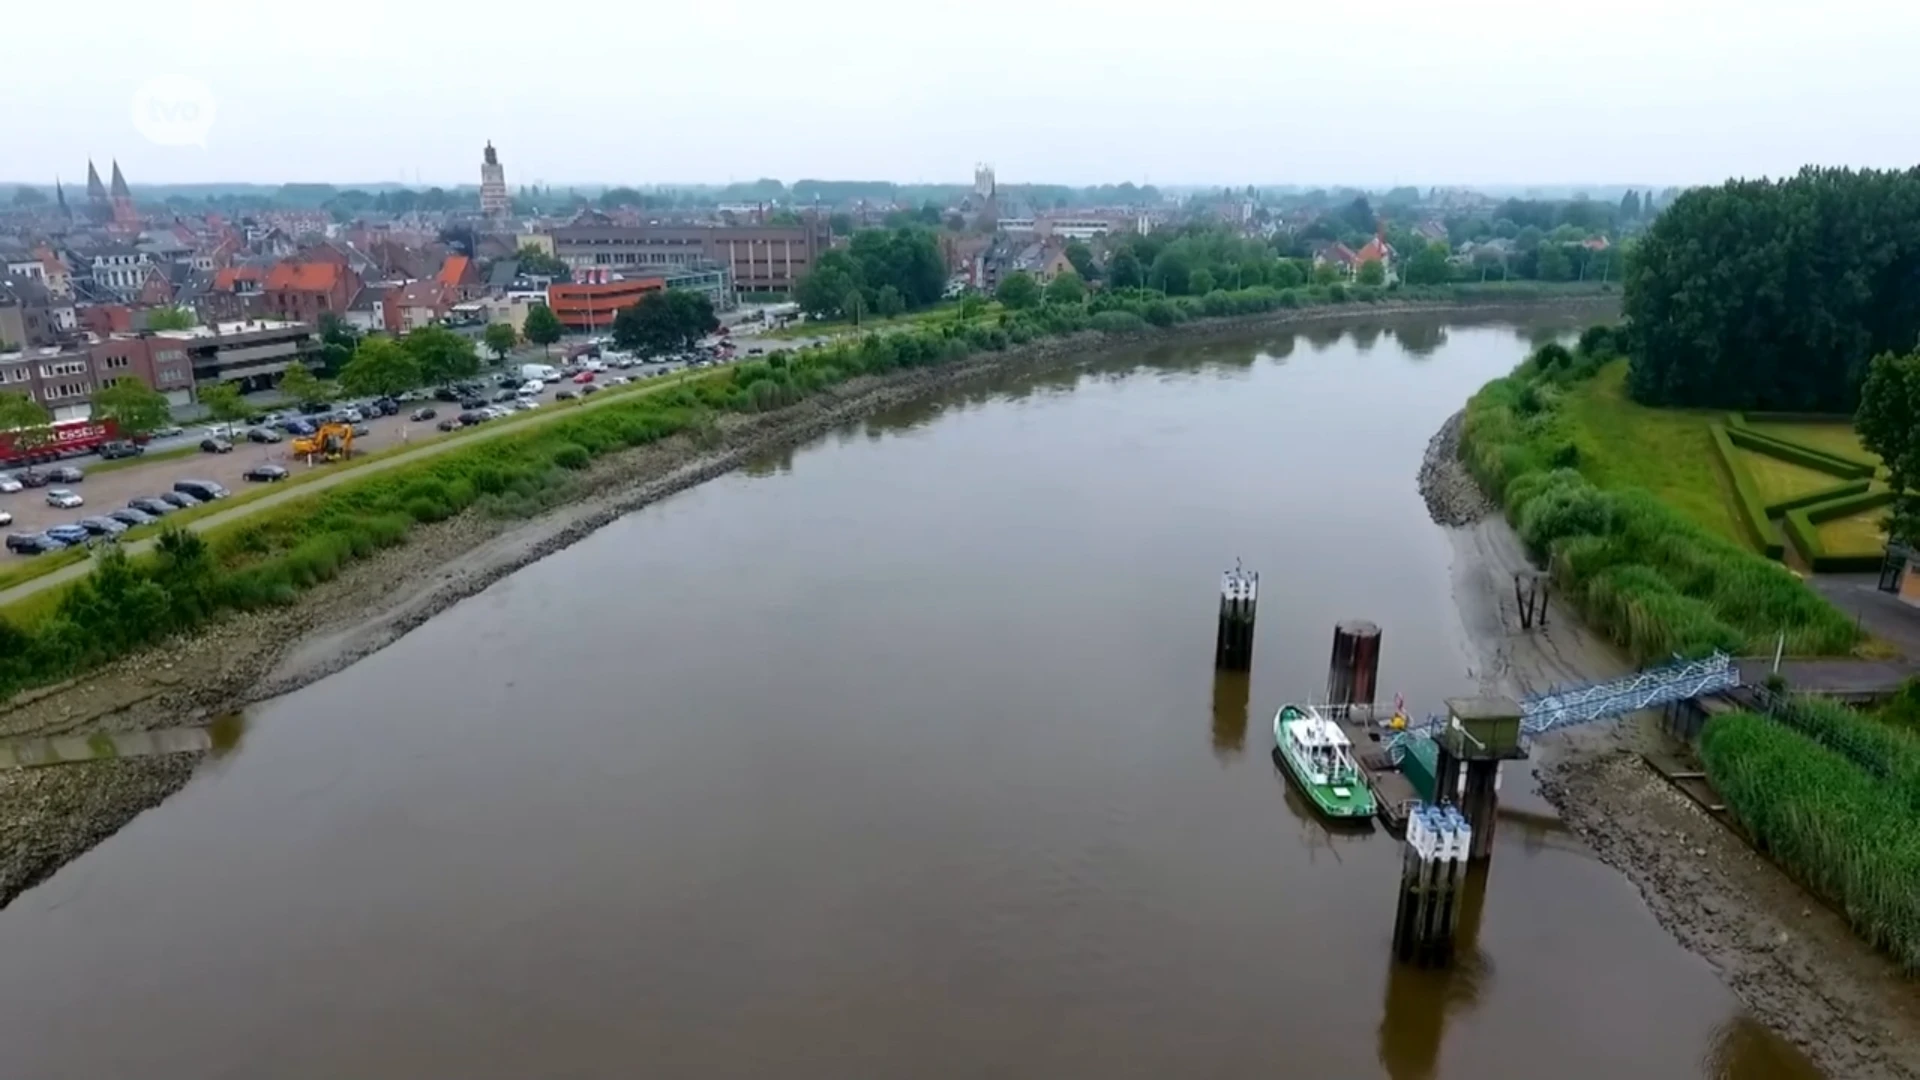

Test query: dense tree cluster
[611,289,719,356]
[795,227,946,320]
[1626,167,1920,410]
[1856,351,1920,542]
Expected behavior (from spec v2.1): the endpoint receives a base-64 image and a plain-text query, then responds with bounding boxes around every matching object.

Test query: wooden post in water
[1326,620,1382,716]
[1391,803,1471,966]
[1215,565,1258,671]
[1513,571,1550,630]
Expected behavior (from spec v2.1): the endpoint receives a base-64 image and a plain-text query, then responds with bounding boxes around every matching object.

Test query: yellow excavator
[291,422,354,462]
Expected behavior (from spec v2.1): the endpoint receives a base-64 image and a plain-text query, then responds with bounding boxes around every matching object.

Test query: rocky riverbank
[1432,423,1920,1080]
[0,294,1615,911]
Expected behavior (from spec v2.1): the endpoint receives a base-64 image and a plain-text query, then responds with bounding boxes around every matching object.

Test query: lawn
[1740,450,1849,503]
[763,301,1003,340]
[1816,508,1892,557]
[1562,363,1747,544]
[1748,421,1881,469]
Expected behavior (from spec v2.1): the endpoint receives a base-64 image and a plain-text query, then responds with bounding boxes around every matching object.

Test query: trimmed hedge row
[1702,712,1920,973]
[1765,478,1871,516]
[1709,423,1784,558]
[1724,424,1875,479]
[1782,488,1897,572]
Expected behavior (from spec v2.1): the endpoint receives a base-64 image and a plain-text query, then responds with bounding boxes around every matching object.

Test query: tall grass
[1701,712,1920,972]
[1460,346,1860,661]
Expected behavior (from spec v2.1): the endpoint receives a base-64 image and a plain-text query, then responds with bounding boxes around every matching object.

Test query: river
[0,311,1821,1079]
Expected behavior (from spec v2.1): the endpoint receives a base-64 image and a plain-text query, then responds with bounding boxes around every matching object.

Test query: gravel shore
[1417,409,1496,527]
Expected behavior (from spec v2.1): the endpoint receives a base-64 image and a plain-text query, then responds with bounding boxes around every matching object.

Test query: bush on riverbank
[1461,341,1859,660]
[0,284,1612,702]
[1701,711,1920,973]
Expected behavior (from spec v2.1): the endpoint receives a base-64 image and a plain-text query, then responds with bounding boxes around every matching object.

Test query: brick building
[549,212,815,295]
[263,260,362,323]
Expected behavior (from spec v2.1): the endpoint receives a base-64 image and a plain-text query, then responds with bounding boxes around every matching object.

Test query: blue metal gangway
[1390,651,1739,758]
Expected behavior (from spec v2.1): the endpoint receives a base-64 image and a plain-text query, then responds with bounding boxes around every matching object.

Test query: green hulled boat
[1273,703,1377,819]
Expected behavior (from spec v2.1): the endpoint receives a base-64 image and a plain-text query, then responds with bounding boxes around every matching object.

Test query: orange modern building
[545,274,664,331]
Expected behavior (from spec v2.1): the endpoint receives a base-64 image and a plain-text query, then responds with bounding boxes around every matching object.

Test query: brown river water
[0,313,1821,1079]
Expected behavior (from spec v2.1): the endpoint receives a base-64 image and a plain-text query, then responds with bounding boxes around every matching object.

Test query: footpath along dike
[0,291,1616,912]
[1419,399,1920,1079]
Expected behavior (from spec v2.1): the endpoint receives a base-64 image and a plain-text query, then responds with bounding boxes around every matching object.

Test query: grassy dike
[1458,329,1858,661]
[0,280,1612,703]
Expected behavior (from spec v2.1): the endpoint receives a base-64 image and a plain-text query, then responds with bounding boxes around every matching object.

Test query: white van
[518,381,544,397]
[519,363,558,383]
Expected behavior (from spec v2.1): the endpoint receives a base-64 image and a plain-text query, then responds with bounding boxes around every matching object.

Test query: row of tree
[1626,166,1920,410]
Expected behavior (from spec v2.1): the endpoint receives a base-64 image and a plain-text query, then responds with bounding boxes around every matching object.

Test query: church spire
[55,176,70,220]
[86,159,107,200]
[109,160,130,198]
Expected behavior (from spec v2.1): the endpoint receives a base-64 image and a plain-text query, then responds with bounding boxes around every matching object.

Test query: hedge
[1781,488,1896,572]
[1764,477,1871,517]
[1709,423,1784,558]
[1724,424,1875,479]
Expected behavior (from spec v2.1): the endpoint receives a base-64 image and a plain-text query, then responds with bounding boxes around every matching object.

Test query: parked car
[554,388,577,401]
[459,397,488,411]
[436,418,462,432]
[46,465,84,483]
[246,426,283,443]
[200,437,233,454]
[243,464,290,483]
[518,381,544,396]
[0,473,21,494]
[76,516,127,537]
[572,371,595,384]
[159,491,200,509]
[496,373,522,388]
[371,397,400,416]
[434,386,463,403]
[107,507,157,527]
[283,419,316,436]
[5,533,65,555]
[151,425,184,439]
[174,479,229,502]
[0,510,10,527]
[409,407,438,421]
[127,497,174,516]
[579,383,600,396]
[457,411,488,427]
[340,409,364,423]
[45,524,92,545]
[15,470,49,488]
[45,488,83,509]
[607,376,630,386]
[98,440,144,460]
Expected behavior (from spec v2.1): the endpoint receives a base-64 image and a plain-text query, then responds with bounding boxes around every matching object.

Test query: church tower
[85,159,111,224]
[109,160,137,227]
[479,142,509,218]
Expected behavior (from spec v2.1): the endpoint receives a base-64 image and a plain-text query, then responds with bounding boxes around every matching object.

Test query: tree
[90,378,172,436]
[1535,243,1572,282]
[610,289,718,356]
[874,285,905,318]
[514,245,569,281]
[338,338,422,398]
[995,272,1040,310]
[1341,196,1376,235]
[1064,240,1098,281]
[1187,268,1216,296]
[483,322,518,360]
[403,326,480,386]
[1619,189,1643,221]
[1108,250,1144,289]
[1312,262,1341,286]
[12,186,47,207]
[276,362,329,405]
[1149,248,1193,295]
[198,382,255,428]
[796,249,865,320]
[0,392,53,453]
[1403,242,1453,286]
[1044,271,1086,305]
[522,303,563,354]
[827,212,854,236]
[958,295,986,321]
[1356,260,1386,287]
[145,306,196,331]
[1857,351,1920,543]
[1270,260,1306,289]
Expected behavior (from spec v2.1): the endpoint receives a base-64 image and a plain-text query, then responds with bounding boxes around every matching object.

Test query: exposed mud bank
[1437,438,1920,1080]
[0,295,1612,911]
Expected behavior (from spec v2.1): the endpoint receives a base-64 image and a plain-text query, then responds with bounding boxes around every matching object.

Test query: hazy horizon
[8,0,1916,190]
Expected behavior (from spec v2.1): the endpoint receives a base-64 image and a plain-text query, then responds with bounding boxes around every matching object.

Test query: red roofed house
[436,253,483,301]
[264,260,362,324]
[1312,242,1361,275]
[390,280,457,334]
[1355,235,1395,277]
[202,265,267,321]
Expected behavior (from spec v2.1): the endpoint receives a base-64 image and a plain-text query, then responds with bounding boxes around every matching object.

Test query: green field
[1560,364,1746,543]
[1748,421,1882,469]
[1740,450,1847,504]
[1816,509,1890,556]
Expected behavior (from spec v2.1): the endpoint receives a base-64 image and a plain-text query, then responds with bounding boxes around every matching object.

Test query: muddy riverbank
[1432,409,1920,1080]
[0,296,1612,911]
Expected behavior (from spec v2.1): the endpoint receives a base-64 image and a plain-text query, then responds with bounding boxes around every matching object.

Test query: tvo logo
[131,75,217,148]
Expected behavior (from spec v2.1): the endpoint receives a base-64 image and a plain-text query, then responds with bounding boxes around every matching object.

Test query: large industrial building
[548,212,826,296]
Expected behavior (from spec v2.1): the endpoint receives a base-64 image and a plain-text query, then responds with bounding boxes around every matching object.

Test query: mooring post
[1391,803,1472,966]
[1435,697,1526,864]
[1215,564,1258,671]
[1459,761,1500,861]
[1326,620,1382,716]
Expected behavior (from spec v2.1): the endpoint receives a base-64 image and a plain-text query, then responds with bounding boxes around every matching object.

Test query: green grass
[1741,450,1848,503]
[1817,509,1891,556]
[1561,363,1746,544]
[1748,421,1881,469]
[762,301,1004,340]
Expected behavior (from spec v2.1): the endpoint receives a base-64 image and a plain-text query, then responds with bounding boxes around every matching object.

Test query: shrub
[1089,310,1147,334]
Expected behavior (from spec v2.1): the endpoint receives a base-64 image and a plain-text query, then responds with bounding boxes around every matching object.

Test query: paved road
[0,366,702,610]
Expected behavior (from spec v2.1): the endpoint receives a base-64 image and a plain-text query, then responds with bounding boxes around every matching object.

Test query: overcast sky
[6,0,1916,190]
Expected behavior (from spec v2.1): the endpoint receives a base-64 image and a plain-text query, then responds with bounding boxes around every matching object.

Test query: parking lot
[2,361,695,555]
